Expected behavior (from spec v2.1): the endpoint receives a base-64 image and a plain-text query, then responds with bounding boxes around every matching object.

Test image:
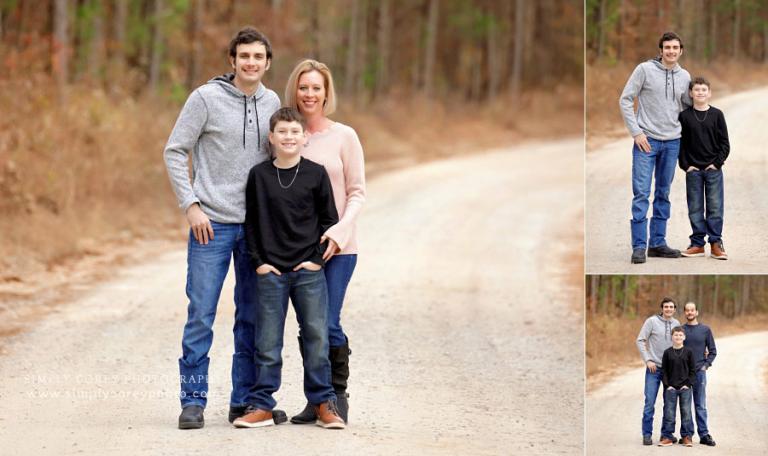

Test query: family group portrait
[0,1,585,455]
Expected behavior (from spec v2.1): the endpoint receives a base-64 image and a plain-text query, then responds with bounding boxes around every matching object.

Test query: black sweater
[661,346,696,389]
[678,106,730,170]
[244,157,339,272]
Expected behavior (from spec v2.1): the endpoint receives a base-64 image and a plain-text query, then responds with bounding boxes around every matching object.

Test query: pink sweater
[301,122,366,254]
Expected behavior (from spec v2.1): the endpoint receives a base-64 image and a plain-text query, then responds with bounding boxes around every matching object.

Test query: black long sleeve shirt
[678,105,730,170]
[661,346,696,390]
[244,157,339,272]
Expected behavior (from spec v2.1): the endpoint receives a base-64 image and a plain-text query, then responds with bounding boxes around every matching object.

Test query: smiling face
[672,329,686,347]
[690,83,711,106]
[660,39,683,66]
[269,120,307,158]
[661,301,676,319]
[684,303,699,322]
[295,70,327,117]
[230,41,270,87]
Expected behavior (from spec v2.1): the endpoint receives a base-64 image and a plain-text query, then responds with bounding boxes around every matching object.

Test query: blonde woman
[284,59,365,424]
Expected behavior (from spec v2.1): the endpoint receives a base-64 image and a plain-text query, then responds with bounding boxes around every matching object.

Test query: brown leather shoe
[681,436,693,447]
[658,437,675,447]
[314,400,346,429]
[710,241,728,260]
[680,245,705,257]
[232,407,274,428]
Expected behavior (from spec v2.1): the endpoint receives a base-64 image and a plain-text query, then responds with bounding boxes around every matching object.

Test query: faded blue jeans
[178,221,258,409]
[248,269,336,410]
[631,138,680,250]
[685,169,724,247]
[661,387,693,439]
[642,367,664,437]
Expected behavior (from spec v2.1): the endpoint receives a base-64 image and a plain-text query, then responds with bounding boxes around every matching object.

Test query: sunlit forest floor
[586,312,768,390]
[0,76,582,333]
[587,60,768,150]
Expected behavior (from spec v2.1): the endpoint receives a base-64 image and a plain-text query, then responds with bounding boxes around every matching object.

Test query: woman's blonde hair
[284,59,337,116]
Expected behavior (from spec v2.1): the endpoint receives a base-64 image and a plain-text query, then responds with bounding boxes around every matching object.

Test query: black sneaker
[229,405,287,424]
[700,434,716,446]
[643,435,652,446]
[178,405,204,429]
[632,249,646,264]
[647,245,681,258]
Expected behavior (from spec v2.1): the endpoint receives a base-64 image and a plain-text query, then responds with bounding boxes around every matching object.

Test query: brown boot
[681,436,693,447]
[232,407,274,428]
[314,400,346,429]
[658,437,675,447]
[710,241,728,260]
[680,245,705,257]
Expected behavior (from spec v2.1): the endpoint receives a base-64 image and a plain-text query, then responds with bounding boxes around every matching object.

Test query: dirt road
[587,331,768,455]
[0,140,584,455]
[586,87,768,274]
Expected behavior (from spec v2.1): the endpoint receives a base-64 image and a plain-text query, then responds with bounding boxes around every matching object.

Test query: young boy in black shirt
[679,76,730,260]
[234,107,345,430]
[659,326,696,447]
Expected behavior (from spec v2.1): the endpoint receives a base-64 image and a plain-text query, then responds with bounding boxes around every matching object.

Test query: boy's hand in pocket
[293,261,322,272]
[256,264,281,275]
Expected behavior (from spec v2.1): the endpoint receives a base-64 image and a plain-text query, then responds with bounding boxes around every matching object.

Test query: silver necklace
[693,108,709,122]
[276,159,301,189]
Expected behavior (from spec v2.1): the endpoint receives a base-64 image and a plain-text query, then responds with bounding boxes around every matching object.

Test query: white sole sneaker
[233,418,275,428]
[680,252,705,257]
[315,419,346,429]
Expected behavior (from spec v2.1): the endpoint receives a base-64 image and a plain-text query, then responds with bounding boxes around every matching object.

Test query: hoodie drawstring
[242,95,247,149]
[254,98,261,154]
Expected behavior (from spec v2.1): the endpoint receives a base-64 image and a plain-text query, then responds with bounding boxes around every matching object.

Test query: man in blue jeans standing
[163,27,284,429]
[682,302,717,446]
[636,297,680,445]
[620,31,692,264]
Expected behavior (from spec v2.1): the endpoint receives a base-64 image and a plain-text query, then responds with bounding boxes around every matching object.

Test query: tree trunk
[344,0,360,95]
[308,0,321,60]
[597,0,607,59]
[52,0,69,101]
[423,0,439,96]
[733,0,740,59]
[622,276,629,316]
[590,276,598,315]
[355,0,368,97]
[510,0,525,97]
[186,0,204,90]
[487,5,500,100]
[87,1,105,82]
[149,0,164,92]
[375,0,391,98]
[713,276,719,316]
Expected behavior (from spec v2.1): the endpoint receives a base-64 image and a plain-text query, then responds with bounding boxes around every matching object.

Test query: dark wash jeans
[661,387,693,439]
[685,169,724,247]
[692,369,709,437]
[248,268,335,410]
[631,137,680,250]
[179,221,258,409]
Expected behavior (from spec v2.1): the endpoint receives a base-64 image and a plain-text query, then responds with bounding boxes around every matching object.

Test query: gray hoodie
[619,58,692,141]
[636,314,681,366]
[164,74,281,223]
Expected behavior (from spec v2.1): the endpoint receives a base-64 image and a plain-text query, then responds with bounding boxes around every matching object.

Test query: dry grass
[587,60,768,149]
[587,311,768,391]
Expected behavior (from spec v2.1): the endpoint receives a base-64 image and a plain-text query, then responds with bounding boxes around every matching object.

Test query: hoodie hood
[649,58,682,102]
[209,73,269,149]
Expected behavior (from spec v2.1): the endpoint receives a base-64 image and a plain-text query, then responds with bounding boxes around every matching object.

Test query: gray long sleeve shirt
[619,58,692,141]
[163,74,281,223]
[637,314,681,366]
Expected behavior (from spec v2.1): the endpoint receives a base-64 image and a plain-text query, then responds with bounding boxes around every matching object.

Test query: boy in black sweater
[659,326,696,447]
[679,76,730,260]
[234,108,345,430]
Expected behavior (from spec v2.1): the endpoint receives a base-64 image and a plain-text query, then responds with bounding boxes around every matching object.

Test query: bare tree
[52,0,69,100]
[149,0,164,92]
[186,0,205,90]
[423,0,439,96]
[344,0,361,94]
[375,0,392,97]
[510,0,525,97]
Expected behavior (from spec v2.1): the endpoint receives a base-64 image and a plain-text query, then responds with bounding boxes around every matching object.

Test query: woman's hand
[321,235,339,261]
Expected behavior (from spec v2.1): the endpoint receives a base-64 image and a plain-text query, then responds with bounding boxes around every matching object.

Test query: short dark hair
[671,326,685,335]
[229,27,272,61]
[269,107,307,132]
[689,76,710,91]
[660,297,676,308]
[684,301,698,311]
[659,31,683,49]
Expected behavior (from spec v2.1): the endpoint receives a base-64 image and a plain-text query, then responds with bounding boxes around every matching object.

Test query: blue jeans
[685,169,724,246]
[249,269,335,409]
[178,221,258,409]
[325,254,357,347]
[692,369,709,437]
[661,387,694,439]
[631,138,680,250]
[642,367,664,436]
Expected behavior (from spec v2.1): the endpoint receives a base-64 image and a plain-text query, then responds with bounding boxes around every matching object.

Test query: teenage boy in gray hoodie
[620,32,692,264]
[636,297,681,446]
[163,27,284,429]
